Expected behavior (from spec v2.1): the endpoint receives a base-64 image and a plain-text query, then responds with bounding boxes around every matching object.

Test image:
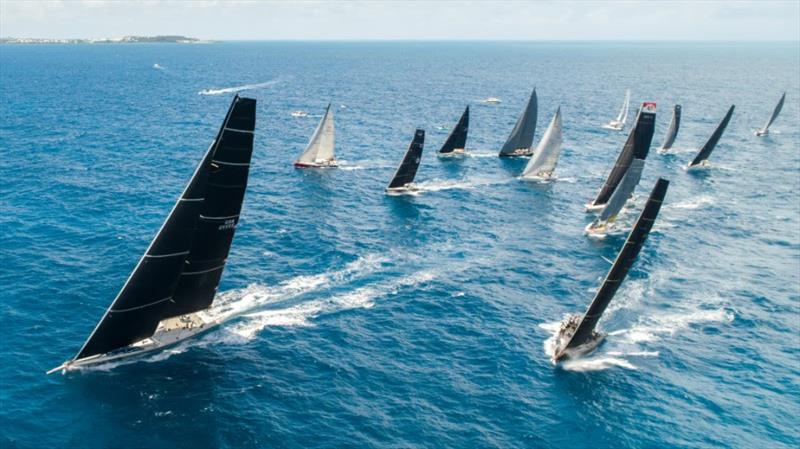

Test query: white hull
[584,221,610,238]
[294,159,338,168]
[585,202,605,213]
[385,184,419,195]
[755,129,769,137]
[686,160,710,171]
[520,172,554,182]
[48,311,221,374]
[438,148,467,157]
[602,121,624,131]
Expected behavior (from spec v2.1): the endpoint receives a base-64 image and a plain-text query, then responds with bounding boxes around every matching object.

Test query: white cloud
[0,0,797,41]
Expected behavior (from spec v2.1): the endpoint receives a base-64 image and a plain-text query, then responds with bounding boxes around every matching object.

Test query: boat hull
[498,148,533,158]
[553,333,606,363]
[385,184,419,195]
[755,129,769,137]
[294,160,338,168]
[48,312,221,374]
[438,148,466,156]
[585,202,605,213]
[602,121,624,131]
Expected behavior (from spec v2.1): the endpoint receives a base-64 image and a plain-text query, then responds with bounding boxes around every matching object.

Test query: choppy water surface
[0,42,798,449]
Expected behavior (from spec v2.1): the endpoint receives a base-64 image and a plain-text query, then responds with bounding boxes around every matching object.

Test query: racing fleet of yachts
[49,90,787,374]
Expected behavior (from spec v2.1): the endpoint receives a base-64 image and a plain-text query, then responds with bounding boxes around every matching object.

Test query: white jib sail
[522,107,563,179]
[297,104,335,164]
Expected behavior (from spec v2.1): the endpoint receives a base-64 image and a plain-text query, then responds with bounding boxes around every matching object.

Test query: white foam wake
[72,254,387,372]
[213,270,437,344]
[398,177,512,195]
[198,78,281,96]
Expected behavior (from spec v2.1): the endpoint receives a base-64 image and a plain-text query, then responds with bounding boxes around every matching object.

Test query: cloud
[0,0,798,41]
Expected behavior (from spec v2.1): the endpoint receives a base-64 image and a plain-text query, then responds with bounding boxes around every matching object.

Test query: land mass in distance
[0,35,210,44]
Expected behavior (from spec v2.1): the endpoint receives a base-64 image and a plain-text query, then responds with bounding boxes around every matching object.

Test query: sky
[1,0,799,41]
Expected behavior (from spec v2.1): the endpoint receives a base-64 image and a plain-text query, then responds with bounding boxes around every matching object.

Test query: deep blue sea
[1,42,798,449]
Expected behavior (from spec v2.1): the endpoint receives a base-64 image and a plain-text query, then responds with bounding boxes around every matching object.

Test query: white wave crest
[619,308,734,344]
[670,195,715,210]
[198,78,281,96]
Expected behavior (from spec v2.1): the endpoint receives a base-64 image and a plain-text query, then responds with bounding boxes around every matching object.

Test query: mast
[498,88,537,156]
[759,93,785,134]
[590,102,656,208]
[557,178,669,359]
[387,129,425,189]
[660,105,681,150]
[438,106,469,154]
[295,103,335,164]
[521,107,563,178]
[161,97,256,318]
[689,105,734,167]
[74,96,255,361]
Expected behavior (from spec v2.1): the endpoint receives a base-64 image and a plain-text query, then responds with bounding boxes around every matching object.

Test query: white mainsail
[616,89,631,125]
[521,107,563,179]
[296,104,335,164]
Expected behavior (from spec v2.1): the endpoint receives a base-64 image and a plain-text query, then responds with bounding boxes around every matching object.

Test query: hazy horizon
[2,0,798,42]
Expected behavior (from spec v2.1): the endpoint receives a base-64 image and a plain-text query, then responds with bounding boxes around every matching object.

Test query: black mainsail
[689,105,734,167]
[660,104,681,151]
[387,129,425,190]
[555,178,669,361]
[588,103,656,210]
[756,93,785,136]
[498,89,537,157]
[438,106,469,154]
[73,96,256,362]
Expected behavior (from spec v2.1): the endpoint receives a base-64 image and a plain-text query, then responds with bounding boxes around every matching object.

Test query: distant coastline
[0,35,211,44]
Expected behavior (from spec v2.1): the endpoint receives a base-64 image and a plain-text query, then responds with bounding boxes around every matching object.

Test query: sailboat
[658,104,681,152]
[553,178,669,362]
[294,103,336,168]
[438,106,469,155]
[386,129,425,193]
[755,93,785,137]
[498,88,537,157]
[520,107,563,181]
[602,89,631,131]
[688,105,735,168]
[48,95,257,374]
[586,102,657,212]
[586,103,656,234]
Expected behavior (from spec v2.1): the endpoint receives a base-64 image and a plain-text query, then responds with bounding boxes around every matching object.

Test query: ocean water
[0,42,798,449]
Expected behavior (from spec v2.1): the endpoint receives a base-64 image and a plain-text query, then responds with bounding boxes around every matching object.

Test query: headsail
[689,105,734,167]
[757,93,785,135]
[74,96,256,361]
[659,104,681,150]
[498,89,537,156]
[588,158,645,232]
[439,106,469,154]
[521,107,563,179]
[555,178,669,361]
[295,103,335,165]
[387,129,425,189]
[588,102,656,210]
